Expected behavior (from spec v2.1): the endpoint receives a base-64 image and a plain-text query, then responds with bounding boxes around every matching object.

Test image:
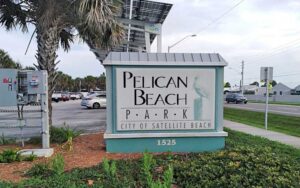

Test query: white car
[81,94,106,109]
[70,93,81,100]
[52,93,62,102]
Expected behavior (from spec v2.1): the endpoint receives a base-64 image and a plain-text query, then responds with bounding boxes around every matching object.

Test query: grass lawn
[1,128,300,187]
[224,107,300,137]
[249,100,300,106]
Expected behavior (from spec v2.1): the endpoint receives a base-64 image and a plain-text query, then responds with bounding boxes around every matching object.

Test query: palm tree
[0,49,18,68]
[0,0,124,124]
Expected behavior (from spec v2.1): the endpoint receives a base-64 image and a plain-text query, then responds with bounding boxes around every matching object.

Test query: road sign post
[261,67,273,130]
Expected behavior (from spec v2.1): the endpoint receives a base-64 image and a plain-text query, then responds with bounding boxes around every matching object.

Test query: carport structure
[89,0,172,61]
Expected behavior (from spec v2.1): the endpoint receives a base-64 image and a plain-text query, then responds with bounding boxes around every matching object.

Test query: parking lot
[0,100,106,137]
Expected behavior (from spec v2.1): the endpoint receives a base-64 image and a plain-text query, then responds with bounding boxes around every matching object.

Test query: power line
[243,72,300,81]
[195,0,245,35]
[244,44,300,66]
[244,38,300,61]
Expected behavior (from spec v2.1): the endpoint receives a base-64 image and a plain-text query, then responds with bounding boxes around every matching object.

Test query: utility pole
[241,61,244,94]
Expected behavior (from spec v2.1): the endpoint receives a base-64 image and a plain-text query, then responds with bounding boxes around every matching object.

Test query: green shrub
[0,181,14,188]
[0,149,21,163]
[23,152,37,162]
[102,158,118,187]
[26,154,65,178]
[142,152,173,188]
[51,154,65,175]
[50,125,80,144]
[0,149,37,163]
[25,163,54,178]
[2,129,300,187]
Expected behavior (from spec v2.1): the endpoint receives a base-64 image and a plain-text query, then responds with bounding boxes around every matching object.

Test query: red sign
[2,78,9,83]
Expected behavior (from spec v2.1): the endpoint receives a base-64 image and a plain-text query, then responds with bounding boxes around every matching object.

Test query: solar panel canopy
[90,0,173,61]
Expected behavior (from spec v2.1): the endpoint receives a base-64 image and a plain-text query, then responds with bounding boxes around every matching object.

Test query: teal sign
[103,52,228,153]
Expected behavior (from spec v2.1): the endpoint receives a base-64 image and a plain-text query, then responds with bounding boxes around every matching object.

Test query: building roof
[103,52,228,66]
[294,85,300,91]
[272,83,291,91]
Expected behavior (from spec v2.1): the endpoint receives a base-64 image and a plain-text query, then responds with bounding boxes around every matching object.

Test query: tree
[0,49,17,68]
[98,72,106,90]
[54,71,73,92]
[224,82,231,88]
[0,0,124,124]
[250,81,259,87]
[84,75,97,91]
[261,80,277,87]
[271,80,277,87]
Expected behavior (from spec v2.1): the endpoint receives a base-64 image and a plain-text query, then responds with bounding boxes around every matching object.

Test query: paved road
[0,100,106,137]
[224,102,300,117]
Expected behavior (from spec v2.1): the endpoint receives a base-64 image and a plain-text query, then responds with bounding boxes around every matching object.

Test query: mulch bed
[0,133,142,183]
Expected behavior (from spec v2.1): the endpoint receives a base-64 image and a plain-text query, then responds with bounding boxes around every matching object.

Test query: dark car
[225,93,247,104]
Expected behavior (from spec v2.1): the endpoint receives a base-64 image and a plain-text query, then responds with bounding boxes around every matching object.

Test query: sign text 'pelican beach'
[116,68,215,131]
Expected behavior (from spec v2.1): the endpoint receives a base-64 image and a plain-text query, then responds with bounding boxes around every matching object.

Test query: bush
[51,154,65,175]
[50,125,80,144]
[3,129,300,187]
[0,149,21,163]
[25,163,54,178]
[26,154,65,178]
[0,149,36,163]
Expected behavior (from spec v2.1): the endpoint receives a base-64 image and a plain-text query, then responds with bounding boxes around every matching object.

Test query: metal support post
[41,93,50,148]
[156,24,162,53]
[40,71,50,149]
[145,32,151,53]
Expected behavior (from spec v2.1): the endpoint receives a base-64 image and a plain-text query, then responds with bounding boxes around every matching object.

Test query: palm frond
[59,28,74,52]
[75,0,124,49]
[76,0,122,33]
[0,0,29,32]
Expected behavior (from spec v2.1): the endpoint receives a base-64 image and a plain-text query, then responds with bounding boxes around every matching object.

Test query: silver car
[81,94,106,109]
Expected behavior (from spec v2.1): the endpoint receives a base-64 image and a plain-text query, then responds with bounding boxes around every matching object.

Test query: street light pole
[168,34,197,53]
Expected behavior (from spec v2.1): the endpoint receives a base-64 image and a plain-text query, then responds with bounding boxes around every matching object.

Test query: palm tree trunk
[35,24,60,126]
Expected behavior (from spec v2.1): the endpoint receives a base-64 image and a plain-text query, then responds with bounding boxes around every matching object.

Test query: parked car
[81,94,106,109]
[61,92,70,101]
[52,93,62,102]
[70,93,82,100]
[225,93,248,104]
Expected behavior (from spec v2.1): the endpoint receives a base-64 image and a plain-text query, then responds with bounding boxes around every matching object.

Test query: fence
[0,104,43,146]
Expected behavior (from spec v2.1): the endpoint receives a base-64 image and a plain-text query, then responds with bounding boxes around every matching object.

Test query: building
[291,85,300,95]
[255,87,267,95]
[271,83,291,96]
[243,85,259,95]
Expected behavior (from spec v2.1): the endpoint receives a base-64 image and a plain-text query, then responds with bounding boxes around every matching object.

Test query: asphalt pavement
[1,100,299,149]
[0,100,106,138]
[224,102,300,117]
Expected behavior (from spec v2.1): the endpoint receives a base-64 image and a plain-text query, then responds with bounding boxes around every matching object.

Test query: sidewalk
[224,120,300,149]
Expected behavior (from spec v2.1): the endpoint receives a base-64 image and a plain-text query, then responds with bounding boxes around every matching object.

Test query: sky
[0,0,300,88]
